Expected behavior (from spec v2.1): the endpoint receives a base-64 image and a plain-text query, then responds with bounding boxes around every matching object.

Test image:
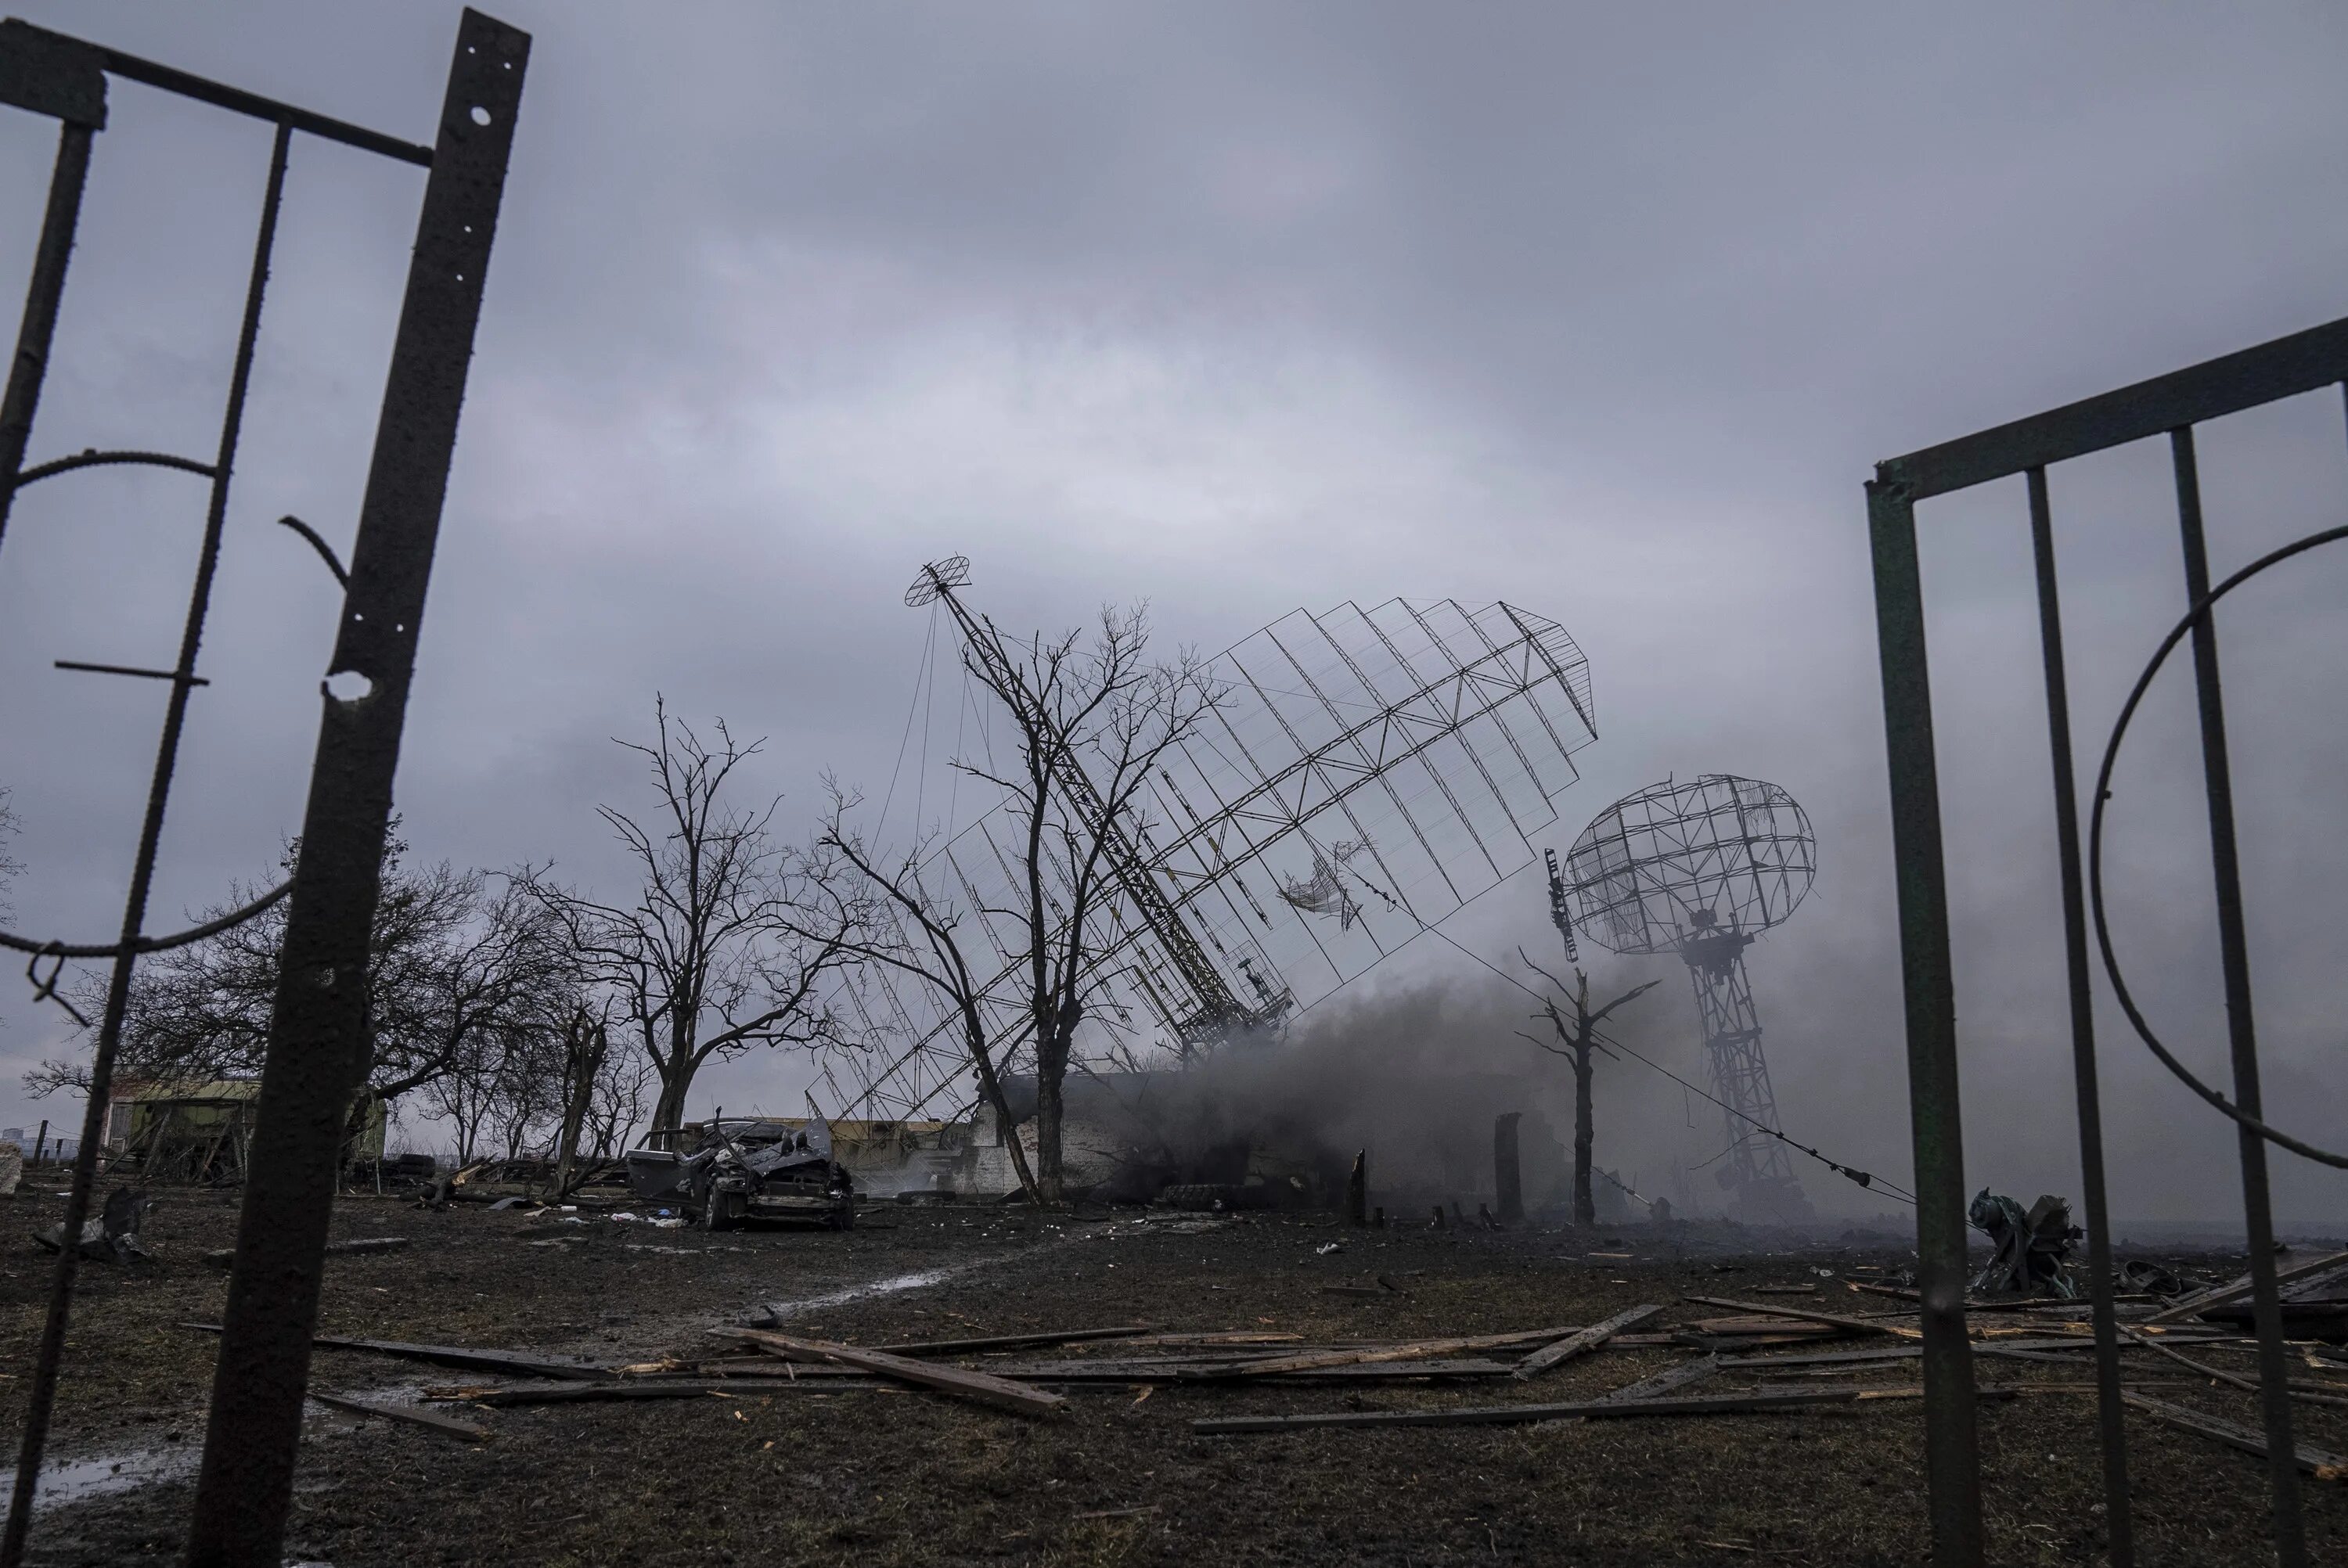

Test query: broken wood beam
[1224,1327,1582,1379]
[1194,1385,2021,1434]
[2142,1249,2348,1326]
[1514,1304,1664,1381]
[722,1327,1066,1416]
[2121,1328,2348,1409]
[1592,1354,1721,1405]
[455,1379,891,1406]
[1681,1295,1916,1340]
[865,1324,1151,1357]
[308,1389,488,1440]
[2121,1391,2348,1480]
[179,1323,613,1381]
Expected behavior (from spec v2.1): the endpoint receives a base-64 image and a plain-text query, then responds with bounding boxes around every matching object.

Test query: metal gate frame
[1868,315,2348,1568]
[0,13,528,1566]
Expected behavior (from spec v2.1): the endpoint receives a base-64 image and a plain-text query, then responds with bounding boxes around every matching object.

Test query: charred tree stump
[1494,1112,1524,1223]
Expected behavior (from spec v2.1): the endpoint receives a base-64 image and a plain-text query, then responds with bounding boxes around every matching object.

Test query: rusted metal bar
[183,13,528,1564]
[2025,464,2134,1566]
[2170,427,2306,1566]
[2,17,430,167]
[1865,472,1984,1568]
[1885,317,2348,501]
[0,113,96,559]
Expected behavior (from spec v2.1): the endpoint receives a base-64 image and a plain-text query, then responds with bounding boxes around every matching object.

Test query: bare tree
[1519,954,1658,1226]
[815,603,1220,1203]
[27,835,571,1142]
[521,698,860,1135]
[0,788,19,1032]
[805,782,1043,1204]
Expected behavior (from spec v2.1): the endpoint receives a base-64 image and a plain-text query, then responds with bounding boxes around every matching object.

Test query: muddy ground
[2,1189,2343,1566]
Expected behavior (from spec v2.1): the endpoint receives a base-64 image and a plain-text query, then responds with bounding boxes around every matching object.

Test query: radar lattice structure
[817,559,1600,1120]
[1564,773,1816,1221]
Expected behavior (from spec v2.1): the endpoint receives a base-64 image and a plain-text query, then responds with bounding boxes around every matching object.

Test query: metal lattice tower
[819,560,1600,1120]
[1564,774,1816,1220]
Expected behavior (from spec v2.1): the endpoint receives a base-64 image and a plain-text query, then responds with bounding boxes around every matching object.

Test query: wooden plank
[1691,1317,1841,1337]
[866,1324,1151,1358]
[1513,1304,1664,1381]
[2120,1329,2348,1409]
[460,1379,891,1406]
[1592,1354,1720,1405]
[180,1323,614,1381]
[1197,1387,1866,1433]
[1221,1326,1581,1379]
[1682,1295,1916,1340]
[1194,1385,2021,1435]
[2122,1392,2348,1480]
[2142,1250,2348,1326]
[661,1355,1523,1385]
[308,1389,488,1440]
[724,1327,1066,1416]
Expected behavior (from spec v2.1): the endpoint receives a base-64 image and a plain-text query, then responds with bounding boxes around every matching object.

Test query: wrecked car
[624,1118,855,1231]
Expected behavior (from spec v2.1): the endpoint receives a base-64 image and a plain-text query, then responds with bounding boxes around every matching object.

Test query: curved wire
[2087,521,2348,1170]
[12,448,216,487]
[273,513,349,585]
[0,878,290,961]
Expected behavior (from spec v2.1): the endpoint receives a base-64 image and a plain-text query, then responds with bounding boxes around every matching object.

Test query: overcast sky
[1,2,2343,1222]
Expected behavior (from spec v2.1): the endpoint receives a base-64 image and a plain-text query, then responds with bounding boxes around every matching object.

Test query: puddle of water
[17,1384,445,1513]
[761,1265,960,1320]
[19,1444,200,1511]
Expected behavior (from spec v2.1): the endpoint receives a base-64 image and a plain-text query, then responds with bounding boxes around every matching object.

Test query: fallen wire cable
[1360,880,1916,1207]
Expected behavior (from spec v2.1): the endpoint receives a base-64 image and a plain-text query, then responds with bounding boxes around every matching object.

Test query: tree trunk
[553,1017,601,1196]
[1572,1041,1595,1228]
[651,1070,693,1138]
[1035,1039,1067,1204]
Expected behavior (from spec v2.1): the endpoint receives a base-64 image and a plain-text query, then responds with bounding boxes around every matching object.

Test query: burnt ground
[2,1189,2343,1566]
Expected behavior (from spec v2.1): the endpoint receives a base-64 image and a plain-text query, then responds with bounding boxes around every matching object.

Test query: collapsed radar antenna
[904,555,971,606]
[1545,847,1578,963]
[1562,773,1817,1222]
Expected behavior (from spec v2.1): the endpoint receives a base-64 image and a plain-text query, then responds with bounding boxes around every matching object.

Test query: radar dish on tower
[1565,774,1813,955]
[1562,773,1817,1222]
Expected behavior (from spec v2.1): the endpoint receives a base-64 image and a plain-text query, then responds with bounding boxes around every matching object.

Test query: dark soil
[3,1189,2342,1566]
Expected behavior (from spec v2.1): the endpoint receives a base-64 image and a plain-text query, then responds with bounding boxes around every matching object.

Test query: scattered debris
[723,1327,1068,1416]
[1513,1304,1665,1381]
[1682,1294,1914,1341]
[1226,1327,1581,1379]
[1967,1189,2080,1298]
[2120,1328,2348,1408]
[2122,1392,2348,1481]
[33,1187,152,1264]
[2144,1249,2348,1327]
[308,1390,488,1442]
[2119,1260,2184,1296]
[859,1325,1153,1357]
